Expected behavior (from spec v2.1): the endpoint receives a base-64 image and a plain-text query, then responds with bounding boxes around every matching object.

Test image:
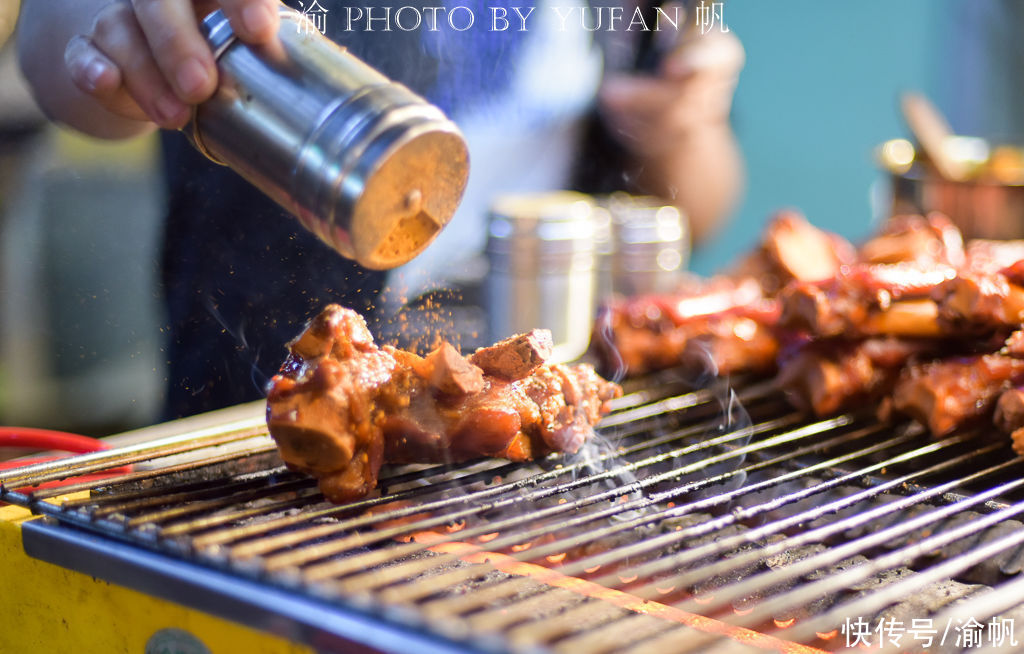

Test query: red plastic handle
[0,426,132,489]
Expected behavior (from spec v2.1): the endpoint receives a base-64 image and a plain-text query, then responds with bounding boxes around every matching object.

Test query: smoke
[203,296,269,396]
[668,339,753,499]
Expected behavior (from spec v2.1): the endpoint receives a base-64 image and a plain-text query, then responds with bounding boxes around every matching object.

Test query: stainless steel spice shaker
[599,194,690,297]
[187,7,469,270]
[485,192,597,363]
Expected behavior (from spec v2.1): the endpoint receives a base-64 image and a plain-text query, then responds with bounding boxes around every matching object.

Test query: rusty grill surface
[5,375,1024,653]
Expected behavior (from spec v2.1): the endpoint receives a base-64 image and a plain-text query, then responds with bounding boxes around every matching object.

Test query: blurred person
[16,0,744,419]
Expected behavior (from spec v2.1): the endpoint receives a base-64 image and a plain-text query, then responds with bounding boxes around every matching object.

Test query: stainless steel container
[485,192,596,363]
[188,8,469,270]
[879,137,1024,240]
[596,194,690,298]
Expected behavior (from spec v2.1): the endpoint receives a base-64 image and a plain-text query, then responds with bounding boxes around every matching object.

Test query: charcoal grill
[4,373,1024,654]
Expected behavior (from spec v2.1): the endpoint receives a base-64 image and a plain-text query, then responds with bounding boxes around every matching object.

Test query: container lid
[605,195,688,247]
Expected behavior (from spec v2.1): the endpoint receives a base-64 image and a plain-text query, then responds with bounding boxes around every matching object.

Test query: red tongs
[0,426,131,490]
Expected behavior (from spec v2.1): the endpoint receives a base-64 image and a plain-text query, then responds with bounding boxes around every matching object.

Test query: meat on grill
[590,210,849,378]
[590,205,1024,446]
[775,337,941,417]
[777,263,955,339]
[858,212,965,267]
[266,305,622,503]
[589,276,780,377]
[887,353,1024,437]
[934,262,1024,332]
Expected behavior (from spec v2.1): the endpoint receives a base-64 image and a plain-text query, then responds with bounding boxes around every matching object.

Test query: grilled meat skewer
[266,305,622,503]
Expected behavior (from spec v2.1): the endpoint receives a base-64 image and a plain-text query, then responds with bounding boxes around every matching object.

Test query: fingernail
[242,4,275,35]
[176,57,210,98]
[84,60,107,91]
[155,93,188,124]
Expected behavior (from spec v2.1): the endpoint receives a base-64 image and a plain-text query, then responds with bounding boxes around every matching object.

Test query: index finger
[215,0,281,44]
[131,0,218,103]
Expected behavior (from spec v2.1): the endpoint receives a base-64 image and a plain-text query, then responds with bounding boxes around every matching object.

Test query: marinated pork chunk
[888,354,1024,437]
[266,305,622,503]
[858,213,965,267]
[776,338,940,417]
[730,209,857,294]
[934,260,1024,331]
[589,277,779,377]
[778,263,955,339]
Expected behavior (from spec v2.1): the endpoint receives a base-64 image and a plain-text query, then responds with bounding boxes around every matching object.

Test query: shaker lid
[485,191,596,271]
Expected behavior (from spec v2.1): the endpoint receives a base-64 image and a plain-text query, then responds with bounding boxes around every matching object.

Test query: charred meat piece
[776,338,941,417]
[859,213,965,266]
[995,386,1024,437]
[963,240,1024,274]
[589,277,779,378]
[266,305,622,503]
[888,354,1024,437]
[934,265,1024,332]
[778,262,955,339]
[730,209,857,295]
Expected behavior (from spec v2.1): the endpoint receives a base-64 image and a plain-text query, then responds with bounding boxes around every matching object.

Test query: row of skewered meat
[590,210,1024,455]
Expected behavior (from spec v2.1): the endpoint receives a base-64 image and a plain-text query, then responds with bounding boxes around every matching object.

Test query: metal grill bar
[768,499,1024,646]
[256,414,844,580]
[0,416,269,489]
[27,442,281,500]
[5,378,1024,654]
[362,427,921,605]
[201,405,789,564]
[173,389,784,551]
[397,442,1001,652]
[407,436,1004,623]
[641,452,1021,617]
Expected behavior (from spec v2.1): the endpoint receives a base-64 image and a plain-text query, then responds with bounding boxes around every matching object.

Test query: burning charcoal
[469,329,553,380]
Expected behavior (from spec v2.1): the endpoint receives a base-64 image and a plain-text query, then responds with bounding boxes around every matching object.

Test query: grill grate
[4,376,1024,653]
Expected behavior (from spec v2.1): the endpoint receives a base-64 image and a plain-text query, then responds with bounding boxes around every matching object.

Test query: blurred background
[0,0,1006,434]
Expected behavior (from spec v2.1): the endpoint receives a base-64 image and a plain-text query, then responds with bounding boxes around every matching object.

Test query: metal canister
[599,194,690,298]
[485,192,597,363]
[188,8,469,270]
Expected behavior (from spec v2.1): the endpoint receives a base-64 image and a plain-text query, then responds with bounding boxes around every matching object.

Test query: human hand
[598,30,745,156]
[62,0,281,130]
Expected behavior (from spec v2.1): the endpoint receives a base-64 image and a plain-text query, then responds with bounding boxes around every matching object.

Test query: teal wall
[691,0,948,274]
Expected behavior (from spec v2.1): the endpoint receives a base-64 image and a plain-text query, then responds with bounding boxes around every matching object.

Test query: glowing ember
[774,618,796,629]
[412,537,827,654]
[477,532,499,543]
[693,595,716,605]
[584,565,602,573]
[655,586,675,595]
[618,574,639,583]
[510,542,533,552]
[734,607,754,616]
[546,553,568,564]
[445,520,466,533]
[815,631,838,640]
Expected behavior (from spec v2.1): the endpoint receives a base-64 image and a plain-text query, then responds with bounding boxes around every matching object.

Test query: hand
[598,30,745,156]
[62,0,281,129]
